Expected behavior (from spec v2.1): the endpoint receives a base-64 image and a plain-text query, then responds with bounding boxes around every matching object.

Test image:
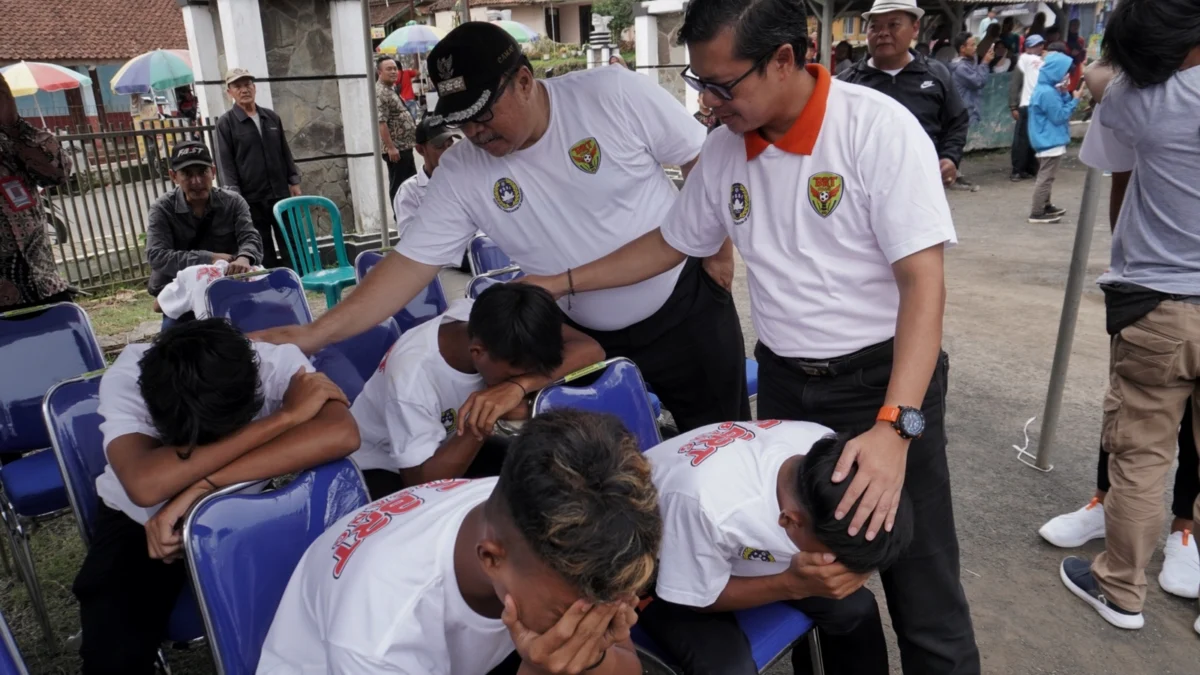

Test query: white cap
[862,0,925,21]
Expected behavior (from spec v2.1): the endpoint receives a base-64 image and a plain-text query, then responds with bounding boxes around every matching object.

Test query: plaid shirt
[0,120,71,309]
[377,82,416,152]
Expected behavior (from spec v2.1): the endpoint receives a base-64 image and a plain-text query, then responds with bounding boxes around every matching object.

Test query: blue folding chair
[0,303,105,644]
[532,358,661,452]
[205,268,314,333]
[274,196,357,309]
[746,357,759,401]
[183,459,369,675]
[467,234,515,276]
[0,608,29,675]
[465,265,524,299]
[43,375,206,663]
[311,319,401,403]
[354,250,449,333]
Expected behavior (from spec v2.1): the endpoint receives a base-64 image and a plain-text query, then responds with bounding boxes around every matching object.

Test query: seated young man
[258,410,662,675]
[350,283,603,498]
[640,420,915,675]
[72,318,360,675]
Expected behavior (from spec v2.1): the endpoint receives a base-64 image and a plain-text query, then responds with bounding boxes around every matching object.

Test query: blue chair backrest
[354,250,448,333]
[184,459,369,675]
[532,358,661,452]
[0,303,104,454]
[311,319,401,403]
[42,374,105,546]
[468,235,514,276]
[273,196,350,277]
[206,269,314,334]
[465,266,524,300]
[0,608,29,675]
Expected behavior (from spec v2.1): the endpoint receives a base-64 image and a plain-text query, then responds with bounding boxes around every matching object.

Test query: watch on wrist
[877,405,925,440]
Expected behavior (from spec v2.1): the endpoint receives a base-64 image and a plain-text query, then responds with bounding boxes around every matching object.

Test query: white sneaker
[1158,530,1199,599]
[1039,499,1105,548]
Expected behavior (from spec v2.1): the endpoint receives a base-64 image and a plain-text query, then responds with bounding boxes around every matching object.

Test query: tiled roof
[371,0,413,26]
[0,0,186,63]
[427,0,551,12]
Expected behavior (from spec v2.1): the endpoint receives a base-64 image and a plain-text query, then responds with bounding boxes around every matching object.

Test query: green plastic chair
[273,196,357,309]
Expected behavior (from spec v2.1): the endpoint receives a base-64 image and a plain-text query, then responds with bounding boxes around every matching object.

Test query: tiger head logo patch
[807,172,844,218]
[569,137,602,174]
[492,177,523,213]
[729,183,751,225]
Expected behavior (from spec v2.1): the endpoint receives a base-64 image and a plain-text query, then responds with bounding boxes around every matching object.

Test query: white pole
[362,0,392,249]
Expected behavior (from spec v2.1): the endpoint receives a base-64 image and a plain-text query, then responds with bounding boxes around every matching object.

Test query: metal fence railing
[43,117,219,292]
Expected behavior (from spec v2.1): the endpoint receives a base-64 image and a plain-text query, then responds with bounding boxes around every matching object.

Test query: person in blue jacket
[1027,51,1083,223]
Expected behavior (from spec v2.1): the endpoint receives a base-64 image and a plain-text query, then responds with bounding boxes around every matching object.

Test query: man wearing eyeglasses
[518,0,979,672]
[254,21,749,435]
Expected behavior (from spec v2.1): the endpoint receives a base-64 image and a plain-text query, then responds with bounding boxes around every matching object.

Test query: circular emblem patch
[729,183,751,225]
[441,409,458,434]
[492,177,523,213]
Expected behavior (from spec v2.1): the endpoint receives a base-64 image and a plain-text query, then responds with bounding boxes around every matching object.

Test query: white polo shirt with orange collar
[661,65,957,360]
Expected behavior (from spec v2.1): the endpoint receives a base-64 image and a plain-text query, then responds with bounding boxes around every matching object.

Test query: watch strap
[877,406,901,424]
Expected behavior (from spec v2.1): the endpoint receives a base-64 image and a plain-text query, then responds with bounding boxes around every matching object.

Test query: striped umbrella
[378,21,448,55]
[491,20,540,43]
[111,50,194,95]
[0,61,92,97]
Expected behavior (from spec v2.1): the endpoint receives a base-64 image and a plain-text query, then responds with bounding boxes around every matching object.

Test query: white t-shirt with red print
[257,477,513,675]
[645,420,835,608]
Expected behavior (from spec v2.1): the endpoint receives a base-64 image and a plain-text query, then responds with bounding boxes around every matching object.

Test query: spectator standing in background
[1009,34,1046,181]
[977,8,999,38]
[1001,17,1022,56]
[835,41,855,75]
[990,41,1014,73]
[398,58,420,120]
[215,68,301,269]
[1025,51,1080,223]
[376,56,418,204]
[1027,12,1047,39]
[0,72,73,312]
[948,31,993,191]
[393,118,459,236]
[1065,19,1088,91]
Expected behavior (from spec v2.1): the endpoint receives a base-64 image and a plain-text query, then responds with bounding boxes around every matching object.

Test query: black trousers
[362,436,511,500]
[567,257,750,433]
[755,342,980,675]
[1097,400,1200,520]
[72,504,188,675]
[637,589,888,675]
[385,151,417,205]
[1010,107,1040,177]
[247,198,293,269]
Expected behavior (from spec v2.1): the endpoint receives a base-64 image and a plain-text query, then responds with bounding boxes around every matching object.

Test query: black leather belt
[758,339,895,378]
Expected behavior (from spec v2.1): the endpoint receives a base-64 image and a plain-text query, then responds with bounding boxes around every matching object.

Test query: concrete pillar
[180,2,227,120]
[820,0,833,68]
[330,0,386,235]
[634,12,659,79]
[215,0,274,108]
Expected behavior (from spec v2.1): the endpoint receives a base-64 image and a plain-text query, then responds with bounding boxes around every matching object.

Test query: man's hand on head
[249,324,323,355]
[831,423,909,542]
[226,256,253,275]
[281,369,349,424]
[516,274,570,301]
[783,551,871,600]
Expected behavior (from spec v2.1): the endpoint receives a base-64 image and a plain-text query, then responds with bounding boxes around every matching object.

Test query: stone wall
[655,13,686,106]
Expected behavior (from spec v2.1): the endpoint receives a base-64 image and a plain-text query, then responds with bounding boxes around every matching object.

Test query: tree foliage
[592,0,634,40]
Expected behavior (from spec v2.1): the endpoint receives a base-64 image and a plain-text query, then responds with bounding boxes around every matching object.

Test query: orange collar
[744,64,831,161]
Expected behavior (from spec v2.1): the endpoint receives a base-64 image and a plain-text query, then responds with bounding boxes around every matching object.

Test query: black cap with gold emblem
[426,21,524,126]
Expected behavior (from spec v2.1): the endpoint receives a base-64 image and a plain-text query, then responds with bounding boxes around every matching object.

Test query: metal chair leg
[807,627,825,675]
[156,648,172,674]
[7,514,54,647]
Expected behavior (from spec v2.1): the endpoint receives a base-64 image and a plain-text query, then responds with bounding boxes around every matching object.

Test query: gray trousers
[1032,155,1062,214]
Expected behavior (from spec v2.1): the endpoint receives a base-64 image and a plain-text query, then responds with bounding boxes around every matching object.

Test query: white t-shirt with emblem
[349,299,483,473]
[95,341,313,524]
[257,477,513,674]
[646,420,835,608]
[395,66,706,331]
[662,66,957,359]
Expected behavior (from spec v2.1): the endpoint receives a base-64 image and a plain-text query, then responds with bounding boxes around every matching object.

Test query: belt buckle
[799,361,831,377]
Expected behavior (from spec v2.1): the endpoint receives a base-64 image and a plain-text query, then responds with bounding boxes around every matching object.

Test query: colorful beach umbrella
[378,21,449,55]
[111,50,194,95]
[0,61,92,98]
[491,20,540,43]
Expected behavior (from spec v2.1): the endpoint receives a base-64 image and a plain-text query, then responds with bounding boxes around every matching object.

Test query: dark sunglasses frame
[681,51,775,101]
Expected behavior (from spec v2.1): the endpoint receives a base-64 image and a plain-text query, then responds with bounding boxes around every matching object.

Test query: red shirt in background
[399,69,417,101]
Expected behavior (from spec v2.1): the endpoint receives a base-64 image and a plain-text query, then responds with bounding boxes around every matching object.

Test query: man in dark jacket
[838,0,969,188]
[145,141,261,297]
[215,68,301,268]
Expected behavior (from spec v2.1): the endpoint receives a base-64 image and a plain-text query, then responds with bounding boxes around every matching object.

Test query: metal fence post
[1033,166,1105,470]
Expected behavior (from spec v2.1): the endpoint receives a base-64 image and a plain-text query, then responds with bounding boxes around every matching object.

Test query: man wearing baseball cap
[393,117,459,236]
[256,21,749,435]
[144,140,261,297]
[1010,34,1047,181]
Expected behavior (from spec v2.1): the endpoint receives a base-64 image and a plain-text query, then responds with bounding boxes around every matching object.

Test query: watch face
[899,408,926,438]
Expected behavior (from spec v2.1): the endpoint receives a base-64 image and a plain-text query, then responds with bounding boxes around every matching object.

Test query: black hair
[375,55,398,72]
[492,410,661,601]
[678,0,809,70]
[137,318,263,457]
[1001,17,1015,32]
[835,40,853,58]
[795,433,914,574]
[1103,0,1200,88]
[468,283,564,376]
[1046,41,1069,54]
[953,31,975,54]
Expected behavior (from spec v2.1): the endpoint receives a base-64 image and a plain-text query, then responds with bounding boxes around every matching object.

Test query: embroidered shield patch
[568,137,602,174]
[807,172,844,218]
[729,183,751,225]
[492,177,523,213]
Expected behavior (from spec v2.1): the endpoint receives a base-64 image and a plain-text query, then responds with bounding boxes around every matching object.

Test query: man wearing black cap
[256,21,749,435]
[144,140,261,297]
[394,117,459,235]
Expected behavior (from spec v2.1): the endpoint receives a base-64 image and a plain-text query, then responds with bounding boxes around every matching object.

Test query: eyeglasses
[446,70,517,130]
[681,51,774,101]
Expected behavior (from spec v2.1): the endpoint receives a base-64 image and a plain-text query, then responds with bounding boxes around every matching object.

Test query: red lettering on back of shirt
[677,422,758,466]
